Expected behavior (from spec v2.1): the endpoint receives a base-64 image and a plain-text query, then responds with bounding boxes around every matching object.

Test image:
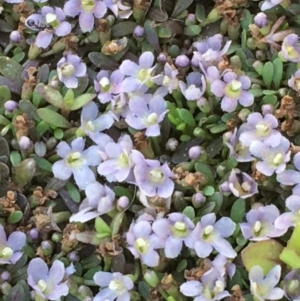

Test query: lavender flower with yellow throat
[225,169,258,199]
[288,70,300,93]
[52,137,101,190]
[152,213,195,258]
[25,6,71,49]
[126,220,164,267]
[0,225,26,264]
[64,0,107,33]
[210,71,254,112]
[280,34,300,62]
[240,204,285,241]
[57,54,86,88]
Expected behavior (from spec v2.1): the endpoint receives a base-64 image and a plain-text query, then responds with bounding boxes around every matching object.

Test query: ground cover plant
[0,0,300,300]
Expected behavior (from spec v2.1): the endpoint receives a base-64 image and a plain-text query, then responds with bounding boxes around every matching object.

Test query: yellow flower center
[37,280,47,293]
[273,153,283,166]
[109,279,125,294]
[253,221,262,234]
[288,280,299,292]
[241,181,251,192]
[117,152,129,168]
[67,151,84,167]
[162,76,171,86]
[81,0,95,11]
[174,221,186,231]
[135,238,149,254]
[146,112,158,125]
[0,247,13,259]
[45,13,59,28]
[204,225,214,236]
[230,80,242,91]
[61,63,75,77]
[99,77,111,92]
[149,168,164,184]
[255,122,269,136]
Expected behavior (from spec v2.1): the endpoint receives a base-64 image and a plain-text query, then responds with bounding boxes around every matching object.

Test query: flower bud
[175,54,190,68]
[188,146,202,159]
[10,31,22,44]
[228,23,240,41]
[256,50,266,61]
[261,104,274,116]
[144,270,160,287]
[0,282,11,295]
[40,240,54,256]
[68,251,79,262]
[51,232,63,243]
[157,52,167,63]
[192,192,206,208]
[278,87,288,97]
[28,43,42,60]
[106,14,116,27]
[165,138,179,152]
[230,55,242,69]
[185,14,196,26]
[28,228,39,240]
[254,13,268,28]
[0,271,11,283]
[246,38,256,50]
[133,25,145,38]
[117,196,130,210]
[18,136,31,150]
[4,100,18,112]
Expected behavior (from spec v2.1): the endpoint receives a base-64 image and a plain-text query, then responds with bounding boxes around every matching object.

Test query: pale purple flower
[103,0,132,19]
[119,51,156,93]
[179,72,206,101]
[152,63,179,94]
[175,55,190,68]
[4,100,18,112]
[64,0,107,33]
[239,113,281,147]
[80,102,114,143]
[261,0,285,11]
[275,195,300,233]
[0,225,26,265]
[180,267,230,301]
[4,0,22,3]
[205,254,236,279]
[110,93,130,120]
[249,265,284,301]
[224,127,254,162]
[94,271,133,301]
[211,71,254,112]
[249,136,291,176]
[192,34,231,69]
[57,54,86,88]
[27,258,72,300]
[126,220,164,267]
[185,213,236,258]
[240,204,285,241]
[69,181,115,223]
[277,153,300,195]
[132,151,174,198]
[200,65,221,94]
[288,70,300,93]
[226,169,258,199]
[97,134,135,183]
[52,137,101,190]
[283,269,300,300]
[281,34,300,62]
[125,95,168,137]
[94,70,124,104]
[152,213,195,258]
[25,7,71,49]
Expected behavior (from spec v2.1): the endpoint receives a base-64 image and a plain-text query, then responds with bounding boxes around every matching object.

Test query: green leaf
[37,108,71,128]
[182,206,195,220]
[8,211,23,224]
[83,267,102,280]
[36,84,64,109]
[95,217,112,238]
[280,248,300,269]
[88,52,119,70]
[12,158,36,188]
[272,58,283,89]
[171,0,193,17]
[7,284,25,301]
[71,93,96,110]
[230,199,246,223]
[35,157,52,172]
[66,182,81,203]
[10,151,21,167]
[0,86,11,114]
[209,123,227,134]
[262,62,274,89]
[195,162,215,184]
[63,89,75,108]
[207,192,223,212]
[113,186,133,200]
[183,25,201,37]
[111,21,137,38]
[241,239,283,275]
[179,108,196,127]
[111,212,124,237]
[0,57,23,85]
[203,186,215,196]
[249,89,263,97]
[261,94,277,106]
[144,20,161,53]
